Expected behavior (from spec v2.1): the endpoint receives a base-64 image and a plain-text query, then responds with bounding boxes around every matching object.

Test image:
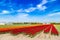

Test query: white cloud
[37,0,48,10]
[40,0,48,5]
[0,13,29,23]
[47,12,60,17]
[17,7,36,13]
[1,10,10,14]
[37,5,47,10]
[1,0,55,14]
[24,7,36,13]
[25,0,48,11]
[16,13,29,18]
[17,0,48,13]
[36,0,56,10]
[17,9,25,13]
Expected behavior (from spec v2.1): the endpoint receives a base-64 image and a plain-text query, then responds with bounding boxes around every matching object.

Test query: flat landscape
[0,23,60,40]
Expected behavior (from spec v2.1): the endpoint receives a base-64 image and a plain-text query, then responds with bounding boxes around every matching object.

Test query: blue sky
[0,0,60,23]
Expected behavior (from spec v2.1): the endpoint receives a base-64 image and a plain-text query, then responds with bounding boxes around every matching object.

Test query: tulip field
[0,23,60,36]
[0,23,60,40]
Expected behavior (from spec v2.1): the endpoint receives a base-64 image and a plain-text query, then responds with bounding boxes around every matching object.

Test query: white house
[42,22,50,24]
[0,22,5,25]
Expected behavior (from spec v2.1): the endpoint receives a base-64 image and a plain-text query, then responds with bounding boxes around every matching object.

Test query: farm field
[54,24,60,33]
[0,23,59,35]
[0,23,60,40]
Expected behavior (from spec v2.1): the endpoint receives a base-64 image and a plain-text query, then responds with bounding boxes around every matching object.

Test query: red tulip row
[0,24,59,35]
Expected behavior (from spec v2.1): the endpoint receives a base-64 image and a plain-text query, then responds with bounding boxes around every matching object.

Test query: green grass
[54,24,60,32]
[0,23,37,28]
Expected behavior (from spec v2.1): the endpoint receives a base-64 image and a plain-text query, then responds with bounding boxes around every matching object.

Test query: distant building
[0,22,5,25]
[5,22,13,25]
[42,22,50,24]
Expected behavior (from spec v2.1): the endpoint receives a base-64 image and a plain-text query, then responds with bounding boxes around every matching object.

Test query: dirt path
[0,32,60,40]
